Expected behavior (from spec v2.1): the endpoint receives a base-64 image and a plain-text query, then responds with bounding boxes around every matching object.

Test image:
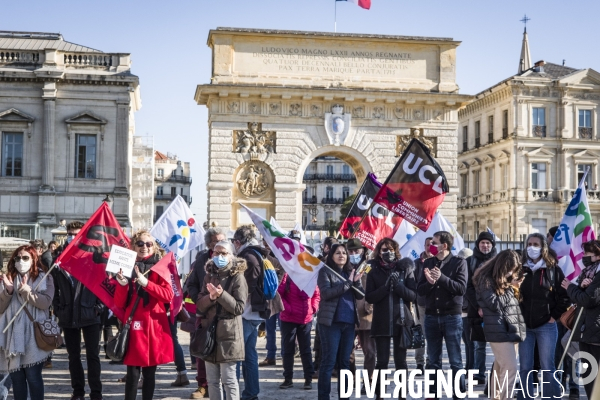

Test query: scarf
[581,261,600,282]
[0,273,51,373]
[526,258,546,272]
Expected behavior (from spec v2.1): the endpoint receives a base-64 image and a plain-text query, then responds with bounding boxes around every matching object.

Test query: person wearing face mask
[317,243,364,400]
[114,230,175,400]
[0,245,54,400]
[196,240,248,400]
[51,221,105,400]
[473,250,525,400]
[517,232,569,400]
[561,239,600,399]
[365,238,416,400]
[464,231,497,385]
[417,231,467,400]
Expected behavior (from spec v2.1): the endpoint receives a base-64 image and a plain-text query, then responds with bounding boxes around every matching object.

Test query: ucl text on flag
[373,138,448,230]
[55,202,129,321]
[339,172,403,250]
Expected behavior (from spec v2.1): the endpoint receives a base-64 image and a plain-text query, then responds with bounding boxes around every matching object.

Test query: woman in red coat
[115,230,174,400]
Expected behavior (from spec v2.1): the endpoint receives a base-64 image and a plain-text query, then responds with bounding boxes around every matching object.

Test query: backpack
[250,249,279,301]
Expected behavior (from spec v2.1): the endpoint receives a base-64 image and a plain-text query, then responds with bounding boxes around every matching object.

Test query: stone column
[115,100,130,191]
[42,99,55,190]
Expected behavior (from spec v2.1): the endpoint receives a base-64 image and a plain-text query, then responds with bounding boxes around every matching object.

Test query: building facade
[457,30,600,240]
[0,31,141,240]
[154,151,192,221]
[131,136,154,231]
[302,156,357,230]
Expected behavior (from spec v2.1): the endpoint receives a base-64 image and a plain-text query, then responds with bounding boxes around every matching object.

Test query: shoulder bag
[106,294,142,362]
[23,305,63,351]
[396,269,425,349]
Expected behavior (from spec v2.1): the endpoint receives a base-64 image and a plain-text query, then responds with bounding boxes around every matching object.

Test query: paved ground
[12,326,588,399]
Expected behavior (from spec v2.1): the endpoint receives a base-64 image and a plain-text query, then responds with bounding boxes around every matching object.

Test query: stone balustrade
[63,53,113,67]
[0,51,41,64]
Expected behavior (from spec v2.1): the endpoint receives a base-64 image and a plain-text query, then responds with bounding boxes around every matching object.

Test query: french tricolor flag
[337,0,371,10]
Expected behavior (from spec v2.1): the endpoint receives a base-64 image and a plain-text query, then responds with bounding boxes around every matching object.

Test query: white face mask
[527,246,541,260]
[15,260,31,275]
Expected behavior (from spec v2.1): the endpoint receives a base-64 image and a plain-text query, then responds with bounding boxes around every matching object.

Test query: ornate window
[326,186,334,199]
[488,115,494,144]
[75,134,97,179]
[473,170,480,195]
[462,126,468,151]
[579,110,593,139]
[2,132,23,177]
[475,121,481,147]
[531,163,546,190]
[578,164,593,188]
[532,107,546,137]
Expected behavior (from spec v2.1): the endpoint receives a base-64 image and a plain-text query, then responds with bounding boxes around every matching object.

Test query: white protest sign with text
[105,246,138,278]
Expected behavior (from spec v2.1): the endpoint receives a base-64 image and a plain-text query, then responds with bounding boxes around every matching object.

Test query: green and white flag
[241,204,322,296]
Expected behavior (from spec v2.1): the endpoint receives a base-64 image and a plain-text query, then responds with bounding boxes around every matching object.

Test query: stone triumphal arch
[195,28,472,230]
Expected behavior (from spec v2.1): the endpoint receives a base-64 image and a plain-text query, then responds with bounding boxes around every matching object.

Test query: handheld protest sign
[105,245,137,278]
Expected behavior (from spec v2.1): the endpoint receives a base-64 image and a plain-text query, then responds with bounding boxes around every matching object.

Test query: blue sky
[6,0,600,221]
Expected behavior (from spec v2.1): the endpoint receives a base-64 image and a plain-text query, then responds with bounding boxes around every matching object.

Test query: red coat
[278,273,320,325]
[114,271,174,367]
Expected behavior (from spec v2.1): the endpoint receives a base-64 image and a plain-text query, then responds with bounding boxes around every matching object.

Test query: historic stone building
[0,31,140,240]
[457,29,600,240]
[154,151,192,221]
[302,156,357,230]
[196,28,471,230]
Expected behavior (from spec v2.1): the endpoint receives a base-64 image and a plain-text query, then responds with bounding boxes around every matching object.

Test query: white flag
[241,204,322,296]
[151,195,205,264]
[400,212,465,261]
[393,219,417,249]
[293,223,308,245]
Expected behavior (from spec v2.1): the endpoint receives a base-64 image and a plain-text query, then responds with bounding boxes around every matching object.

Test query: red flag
[55,202,130,321]
[151,252,183,324]
[373,139,448,230]
[339,173,403,250]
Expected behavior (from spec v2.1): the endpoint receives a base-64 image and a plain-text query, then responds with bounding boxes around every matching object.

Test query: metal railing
[579,127,593,139]
[502,128,508,139]
[533,125,546,137]
[303,173,356,181]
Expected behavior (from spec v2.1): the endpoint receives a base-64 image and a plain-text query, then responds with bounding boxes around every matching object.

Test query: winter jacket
[519,264,570,329]
[196,258,248,363]
[365,257,417,337]
[278,273,320,325]
[414,253,432,307]
[114,255,175,367]
[465,247,497,317]
[567,266,600,344]
[475,277,525,343]
[237,245,269,317]
[417,255,467,316]
[356,272,373,331]
[52,268,104,329]
[316,263,364,327]
[41,250,53,270]
[187,249,212,304]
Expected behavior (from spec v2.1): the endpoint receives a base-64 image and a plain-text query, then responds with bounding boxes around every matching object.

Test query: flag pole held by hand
[2,262,58,334]
[323,264,365,296]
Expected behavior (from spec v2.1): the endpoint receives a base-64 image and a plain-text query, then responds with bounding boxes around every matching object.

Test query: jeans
[462,317,486,379]
[238,319,261,400]
[125,365,156,400]
[517,321,560,400]
[206,361,239,400]
[318,322,355,400]
[265,313,280,359]
[10,362,44,400]
[425,314,464,399]
[169,319,187,372]
[280,320,314,380]
[63,324,102,398]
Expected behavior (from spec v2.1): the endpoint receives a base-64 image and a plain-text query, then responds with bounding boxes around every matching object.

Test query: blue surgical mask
[67,235,74,244]
[349,254,362,265]
[213,255,229,269]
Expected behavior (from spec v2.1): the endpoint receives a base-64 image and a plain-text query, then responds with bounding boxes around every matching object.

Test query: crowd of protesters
[0,222,599,400]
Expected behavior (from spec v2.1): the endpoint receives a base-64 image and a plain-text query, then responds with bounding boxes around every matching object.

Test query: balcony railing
[529,190,553,201]
[303,197,318,204]
[304,225,329,231]
[462,142,468,152]
[303,173,356,182]
[533,125,546,137]
[579,127,593,139]
[475,138,481,148]
[155,194,189,203]
[156,174,192,183]
[502,128,508,139]
[322,197,345,204]
[488,132,494,144]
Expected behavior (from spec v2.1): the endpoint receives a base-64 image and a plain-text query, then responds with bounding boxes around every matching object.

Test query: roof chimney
[533,60,545,73]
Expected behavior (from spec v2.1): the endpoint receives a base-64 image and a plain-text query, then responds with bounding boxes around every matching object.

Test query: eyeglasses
[135,241,154,248]
[14,255,31,262]
[214,251,229,257]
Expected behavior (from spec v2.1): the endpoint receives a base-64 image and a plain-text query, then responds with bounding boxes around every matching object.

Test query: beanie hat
[476,231,495,247]
[346,238,364,251]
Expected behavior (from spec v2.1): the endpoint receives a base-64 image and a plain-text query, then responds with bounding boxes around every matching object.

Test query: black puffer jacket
[317,263,364,327]
[476,277,525,342]
[365,257,417,337]
[417,255,467,316]
[465,247,497,317]
[52,268,104,329]
[519,263,570,329]
[237,245,268,316]
[567,266,600,344]
[186,249,212,303]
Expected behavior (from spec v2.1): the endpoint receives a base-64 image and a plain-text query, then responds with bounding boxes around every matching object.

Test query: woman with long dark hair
[317,243,364,400]
[365,238,416,400]
[114,230,174,400]
[518,233,570,399]
[0,245,54,400]
[473,250,525,400]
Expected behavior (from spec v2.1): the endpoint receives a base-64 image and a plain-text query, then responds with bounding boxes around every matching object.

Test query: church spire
[518,15,532,74]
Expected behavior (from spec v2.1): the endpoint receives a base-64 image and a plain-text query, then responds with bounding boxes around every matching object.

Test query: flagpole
[323,264,365,296]
[3,263,58,333]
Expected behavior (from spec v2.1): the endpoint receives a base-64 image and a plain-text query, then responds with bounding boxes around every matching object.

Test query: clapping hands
[1,273,13,294]
[424,267,441,285]
[207,283,223,301]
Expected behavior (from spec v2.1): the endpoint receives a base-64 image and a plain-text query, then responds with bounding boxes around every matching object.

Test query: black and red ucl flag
[339,173,403,250]
[373,139,448,230]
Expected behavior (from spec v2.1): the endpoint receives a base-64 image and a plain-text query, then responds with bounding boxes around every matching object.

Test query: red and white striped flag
[337,0,371,10]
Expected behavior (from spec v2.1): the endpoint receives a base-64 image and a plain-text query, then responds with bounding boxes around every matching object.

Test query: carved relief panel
[233,122,276,157]
[235,161,274,198]
[396,127,436,157]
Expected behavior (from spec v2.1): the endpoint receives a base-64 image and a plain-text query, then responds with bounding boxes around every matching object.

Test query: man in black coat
[52,221,104,400]
[464,231,497,383]
[417,231,467,400]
